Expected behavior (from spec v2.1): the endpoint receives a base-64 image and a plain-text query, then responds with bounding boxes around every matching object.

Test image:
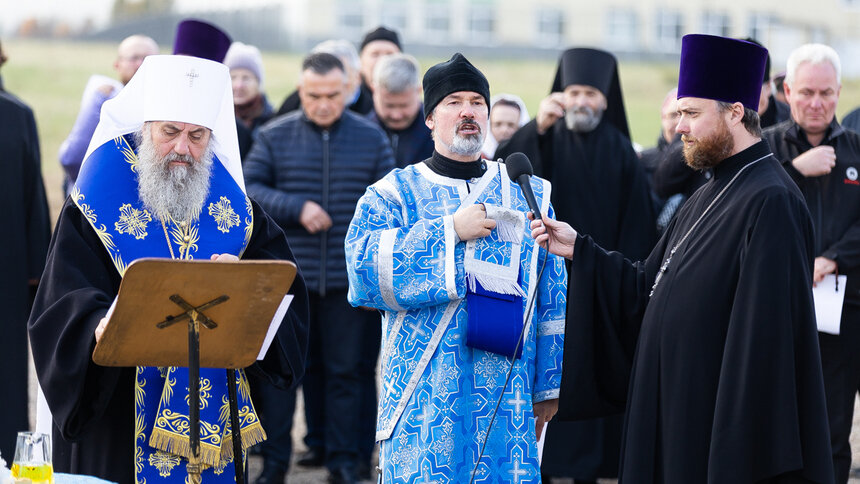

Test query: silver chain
[649,154,770,297]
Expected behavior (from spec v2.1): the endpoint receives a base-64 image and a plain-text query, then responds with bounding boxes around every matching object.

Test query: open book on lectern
[92,258,296,369]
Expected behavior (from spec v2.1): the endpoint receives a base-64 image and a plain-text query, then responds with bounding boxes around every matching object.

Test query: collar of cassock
[426,150,487,179]
[712,139,771,180]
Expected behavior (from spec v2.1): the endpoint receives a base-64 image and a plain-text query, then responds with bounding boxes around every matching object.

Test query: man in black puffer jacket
[244,52,394,484]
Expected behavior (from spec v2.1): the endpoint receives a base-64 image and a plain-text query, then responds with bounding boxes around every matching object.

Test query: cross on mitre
[185,68,200,87]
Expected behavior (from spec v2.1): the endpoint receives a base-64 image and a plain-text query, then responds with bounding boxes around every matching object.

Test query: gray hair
[373,53,420,94]
[785,43,841,87]
[311,39,360,72]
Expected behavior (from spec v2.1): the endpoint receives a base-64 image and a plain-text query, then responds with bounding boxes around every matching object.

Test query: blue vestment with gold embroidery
[74,135,262,482]
[345,161,567,483]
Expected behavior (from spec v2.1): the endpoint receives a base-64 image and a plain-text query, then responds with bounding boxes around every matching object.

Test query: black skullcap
[423,53,490,117]
[678,34,768,111]
[360,26,402,52]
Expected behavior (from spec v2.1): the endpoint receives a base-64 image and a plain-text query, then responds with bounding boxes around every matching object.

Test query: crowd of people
[2,16,860,484]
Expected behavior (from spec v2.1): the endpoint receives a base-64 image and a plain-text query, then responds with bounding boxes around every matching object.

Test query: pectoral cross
[185,69,200,87]
[650,246,677,297]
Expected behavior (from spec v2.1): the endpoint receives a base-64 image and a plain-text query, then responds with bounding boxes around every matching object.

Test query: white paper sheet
[813,274,847,335]
[537,422,547,463]
[257,295,294,360]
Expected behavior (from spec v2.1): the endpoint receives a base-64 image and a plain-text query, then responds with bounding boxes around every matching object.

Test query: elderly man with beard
[497,47,655,484]
[530,34,833,483]
[345,53,568,482]
[496,47,656,261]
[28,55,310,484]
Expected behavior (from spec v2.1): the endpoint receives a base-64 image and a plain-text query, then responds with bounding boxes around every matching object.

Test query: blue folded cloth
[466,279,525,359]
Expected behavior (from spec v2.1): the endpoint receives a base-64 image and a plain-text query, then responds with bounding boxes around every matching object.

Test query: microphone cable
[469,247,549,484]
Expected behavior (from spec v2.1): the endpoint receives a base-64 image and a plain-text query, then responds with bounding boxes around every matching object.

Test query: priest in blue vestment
[346,53,567,483]
[28,55,309,483]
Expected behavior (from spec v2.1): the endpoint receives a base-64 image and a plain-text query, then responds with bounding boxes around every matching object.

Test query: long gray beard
[135,126,213,223]
[565,106,604,133]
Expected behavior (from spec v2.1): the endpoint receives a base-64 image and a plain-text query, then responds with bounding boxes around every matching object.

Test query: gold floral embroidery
[159,369,176,406]
[115,204,152,240]
[117,137,140,173]
[72,187,124,274]
[243,197,253,246]
[135,368,147,480]
[185,378,212,410]
[148,451,180,477]
[208,196,241,234]
[169,221,199,260]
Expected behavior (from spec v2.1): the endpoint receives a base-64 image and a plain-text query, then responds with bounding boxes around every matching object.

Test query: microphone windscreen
[505,152,533,180]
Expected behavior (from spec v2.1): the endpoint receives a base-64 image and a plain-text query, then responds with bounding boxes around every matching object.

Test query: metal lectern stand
[93,258,297,484]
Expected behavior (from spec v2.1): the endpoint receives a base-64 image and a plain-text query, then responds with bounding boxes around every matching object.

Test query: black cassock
[560,141,834,483]
[497,116,656,479]
[0,91,51,461]
[496,117,657,261]
[28,199,310,483]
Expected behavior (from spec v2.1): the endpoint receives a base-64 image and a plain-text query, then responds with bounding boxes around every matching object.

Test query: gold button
[183,235,191,242]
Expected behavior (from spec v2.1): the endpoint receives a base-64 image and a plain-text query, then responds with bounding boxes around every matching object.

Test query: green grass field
[4,39,860,221]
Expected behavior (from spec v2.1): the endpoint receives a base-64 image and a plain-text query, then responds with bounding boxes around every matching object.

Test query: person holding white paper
[764,43,860,484]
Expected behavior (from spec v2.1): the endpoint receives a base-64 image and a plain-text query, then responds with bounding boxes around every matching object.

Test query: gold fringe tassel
[148,427,223,468]
[219,422,267,462]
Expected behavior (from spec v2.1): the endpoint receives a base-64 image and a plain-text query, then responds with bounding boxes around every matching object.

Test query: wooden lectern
[93,258,297,484]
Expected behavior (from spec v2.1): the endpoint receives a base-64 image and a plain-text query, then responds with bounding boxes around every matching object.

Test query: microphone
[504,152,541,220]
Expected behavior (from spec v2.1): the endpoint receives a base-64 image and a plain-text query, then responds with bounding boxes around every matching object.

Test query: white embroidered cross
[508,455,528,484]
[507,389,527,415]
[406,320,427,340]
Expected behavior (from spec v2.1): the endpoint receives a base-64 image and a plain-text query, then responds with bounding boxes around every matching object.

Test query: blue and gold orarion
[75,135,263,482]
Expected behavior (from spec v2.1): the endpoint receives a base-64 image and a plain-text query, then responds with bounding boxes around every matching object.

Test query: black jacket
[765,119,860,305]
[244,110,395,295]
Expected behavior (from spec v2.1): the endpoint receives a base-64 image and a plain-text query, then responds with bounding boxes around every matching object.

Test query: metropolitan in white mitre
[28,55,310,483]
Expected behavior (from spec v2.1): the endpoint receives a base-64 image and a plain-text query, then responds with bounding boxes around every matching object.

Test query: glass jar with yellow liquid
[11,432,53,484]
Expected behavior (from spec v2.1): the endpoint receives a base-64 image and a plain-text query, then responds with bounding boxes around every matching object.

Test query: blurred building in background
[4,0,860,74]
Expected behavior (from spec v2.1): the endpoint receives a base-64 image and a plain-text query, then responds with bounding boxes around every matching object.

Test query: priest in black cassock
[27,54,309,483]
[530,34,834,484]
[496,47,656,261]
[0,69,51,462]
[497,47,656,482]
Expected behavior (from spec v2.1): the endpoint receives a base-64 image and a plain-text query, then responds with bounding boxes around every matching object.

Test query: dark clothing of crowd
[765,118,860,484]
[244,110,394,294]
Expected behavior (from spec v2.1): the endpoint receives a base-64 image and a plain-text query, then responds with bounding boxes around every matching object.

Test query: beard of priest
[678,99,763,171]
[135,121,214,223]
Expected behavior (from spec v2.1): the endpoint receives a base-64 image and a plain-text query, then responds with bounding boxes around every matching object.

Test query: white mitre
[83,54,245,192]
